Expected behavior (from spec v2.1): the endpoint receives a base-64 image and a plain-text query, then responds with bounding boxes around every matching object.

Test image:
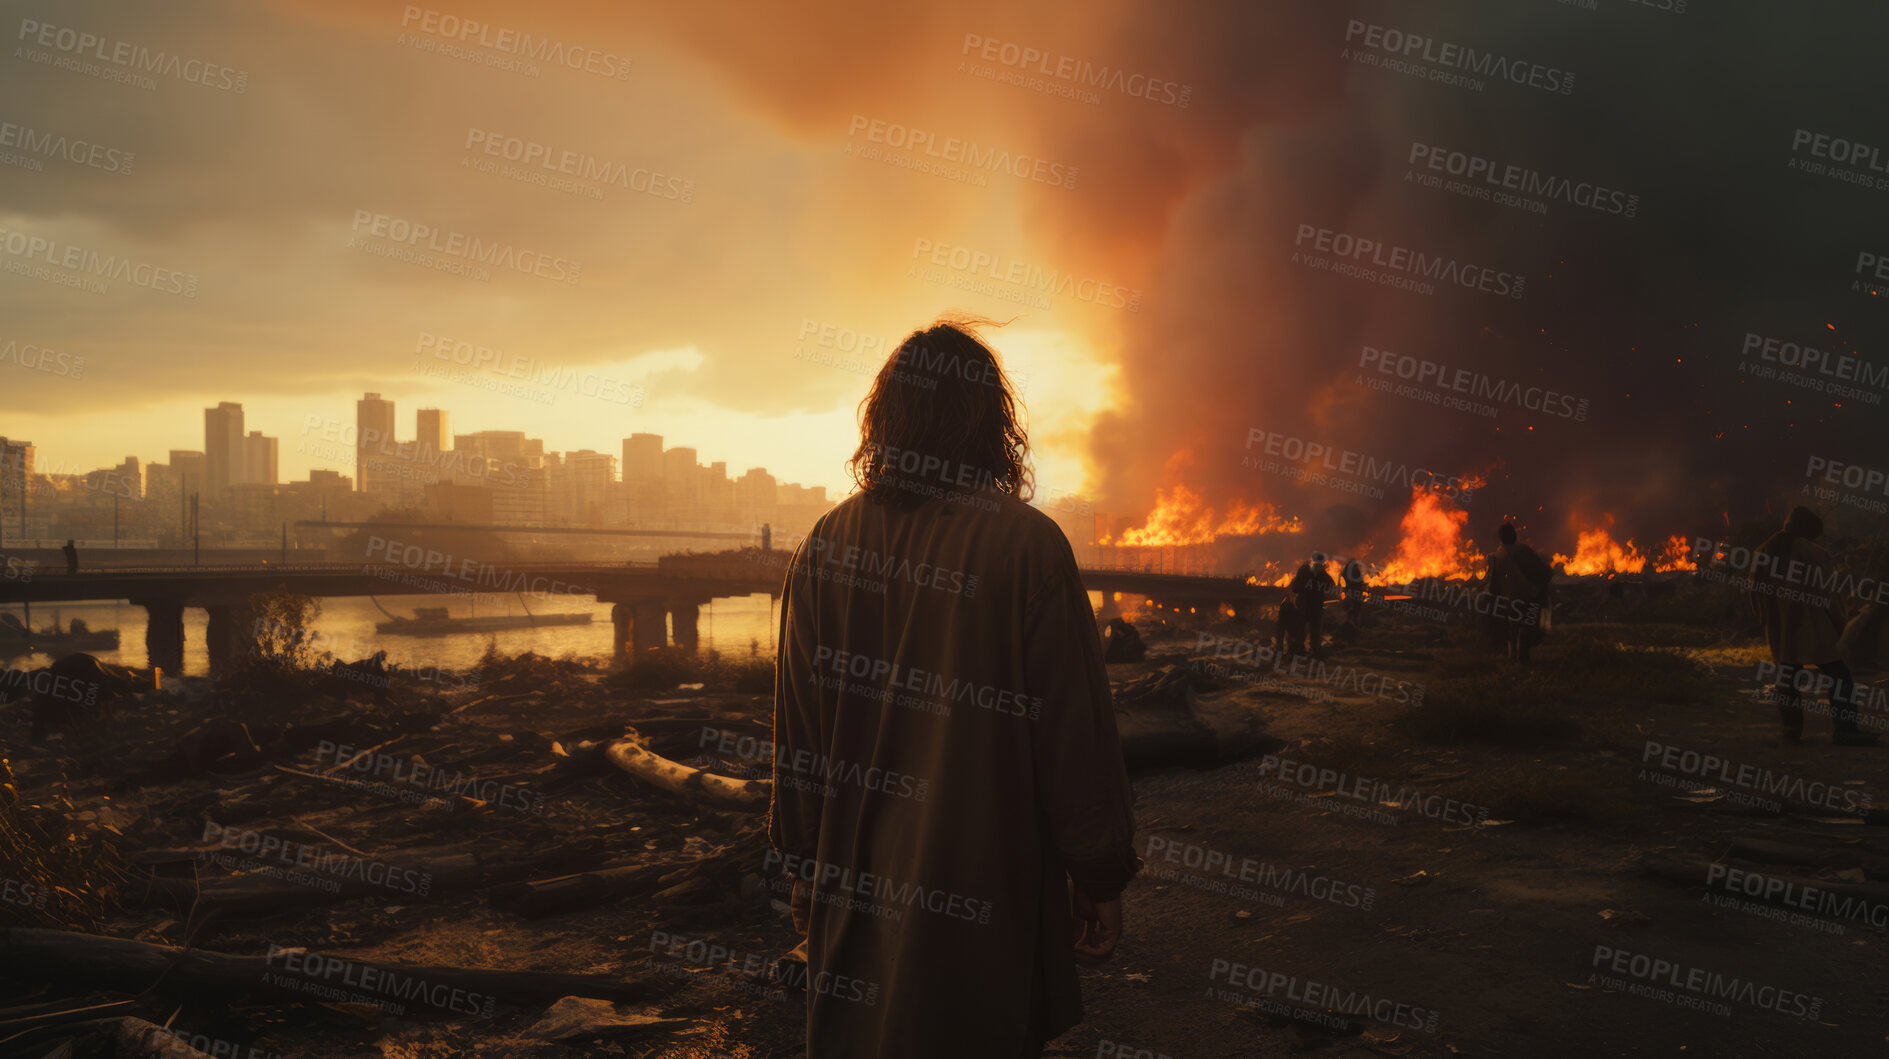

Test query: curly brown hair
[846,316,1032,509]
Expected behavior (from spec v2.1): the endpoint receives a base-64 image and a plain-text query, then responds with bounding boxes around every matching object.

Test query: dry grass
[0,754,129,930]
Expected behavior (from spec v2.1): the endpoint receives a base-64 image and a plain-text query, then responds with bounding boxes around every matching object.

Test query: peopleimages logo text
[16,19,249,92]
[1293,224,1524,299]
[398,7,630,79]
[1343,20,1573,95]
[1407,142,1636,217]
[847,114,1078,189]
[349,210,581,285]
[960,33,1191,108]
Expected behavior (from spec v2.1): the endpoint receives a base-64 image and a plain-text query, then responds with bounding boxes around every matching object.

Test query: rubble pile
[0,649,802,1056]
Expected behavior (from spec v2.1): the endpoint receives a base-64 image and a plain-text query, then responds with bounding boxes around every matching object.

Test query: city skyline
[6,385,837,504]
[0,382,852,552]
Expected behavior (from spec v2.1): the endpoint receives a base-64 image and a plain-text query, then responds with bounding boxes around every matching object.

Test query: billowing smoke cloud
[592,0,1889,554]
[14,0,1885,554]
[1066,3,1889,559]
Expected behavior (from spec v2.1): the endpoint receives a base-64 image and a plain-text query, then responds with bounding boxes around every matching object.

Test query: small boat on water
[375,606,593,637]
[0,612,121,654]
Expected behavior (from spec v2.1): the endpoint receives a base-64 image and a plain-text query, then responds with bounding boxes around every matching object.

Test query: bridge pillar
[671,603,700,654]
[631,600,667,655]
[1097,592,1122,622]
[205,599,259,680]
[611,603,632,659]
[142,598,186,676]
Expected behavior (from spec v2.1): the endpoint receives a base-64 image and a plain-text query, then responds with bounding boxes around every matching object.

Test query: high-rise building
[662,447,699,511]
[734,467,778,523]
[168,450,204,489]
[622,433,664,482]
[704,460,734,516]
[415,408,449,458]
[0,437,34,480]
[85,456,143,499]
[452,430,548,523]
[356,393,396,498]
[564,449,616,523]
[0,439,33,531]
[242,431,278,486]
[204,401,244,492]
[621,434,664,515]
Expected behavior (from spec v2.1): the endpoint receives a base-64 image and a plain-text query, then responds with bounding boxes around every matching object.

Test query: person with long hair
[768,317,1141,1057]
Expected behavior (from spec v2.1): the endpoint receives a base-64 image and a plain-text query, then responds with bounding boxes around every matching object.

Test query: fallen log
[0,929,658,1008]
[604,738,769,813]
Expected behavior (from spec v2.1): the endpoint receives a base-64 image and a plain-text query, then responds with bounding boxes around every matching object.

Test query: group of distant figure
[1253,505,1875,746]
[1270,522,1552,662]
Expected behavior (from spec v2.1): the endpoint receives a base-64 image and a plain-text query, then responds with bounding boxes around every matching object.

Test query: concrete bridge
[0,550,1270,676]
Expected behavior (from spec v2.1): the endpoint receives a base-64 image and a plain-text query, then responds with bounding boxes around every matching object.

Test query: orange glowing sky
[0,0,1183,496]
[11,0,1878,549]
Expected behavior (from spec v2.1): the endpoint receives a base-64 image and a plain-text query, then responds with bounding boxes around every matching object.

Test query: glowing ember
[1373,487,1484,584]
[1108,485,1302,546]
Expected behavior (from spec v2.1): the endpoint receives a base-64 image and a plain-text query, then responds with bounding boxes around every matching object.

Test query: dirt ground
[3,577,1886,1058]
[1050,590,1889,1059]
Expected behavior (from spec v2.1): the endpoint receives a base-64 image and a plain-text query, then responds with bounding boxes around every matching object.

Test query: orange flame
[1108,485,1302,546]
[1653,533,1698,572]
[1553,523,1644,575]
[1550,519,1697,575]
[1374,487,1484,584]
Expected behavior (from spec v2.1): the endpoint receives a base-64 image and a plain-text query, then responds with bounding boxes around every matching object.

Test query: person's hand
[1070,891,1121,963]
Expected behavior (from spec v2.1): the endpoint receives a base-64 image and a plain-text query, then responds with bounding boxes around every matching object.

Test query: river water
[1,594,783,676]
[3,590,1129,677]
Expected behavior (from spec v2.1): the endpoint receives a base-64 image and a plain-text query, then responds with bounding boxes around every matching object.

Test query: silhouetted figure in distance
[770,318,1140,1058]
[1749,506,1875,745]
[62,539,77,576]
[1102,616,1146,663]
[1342,556,1366,626]
[1275,592,1305,656]
[1287,552,1335,656]
[1485,523,1552,663]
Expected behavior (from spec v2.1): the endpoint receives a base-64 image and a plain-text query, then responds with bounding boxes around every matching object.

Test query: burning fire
[1652,534,1698,572]
[1374,487,1485,584]
[1237,486,1485,588]
[1107,485,1302,546]
[1551,520,1698,576]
